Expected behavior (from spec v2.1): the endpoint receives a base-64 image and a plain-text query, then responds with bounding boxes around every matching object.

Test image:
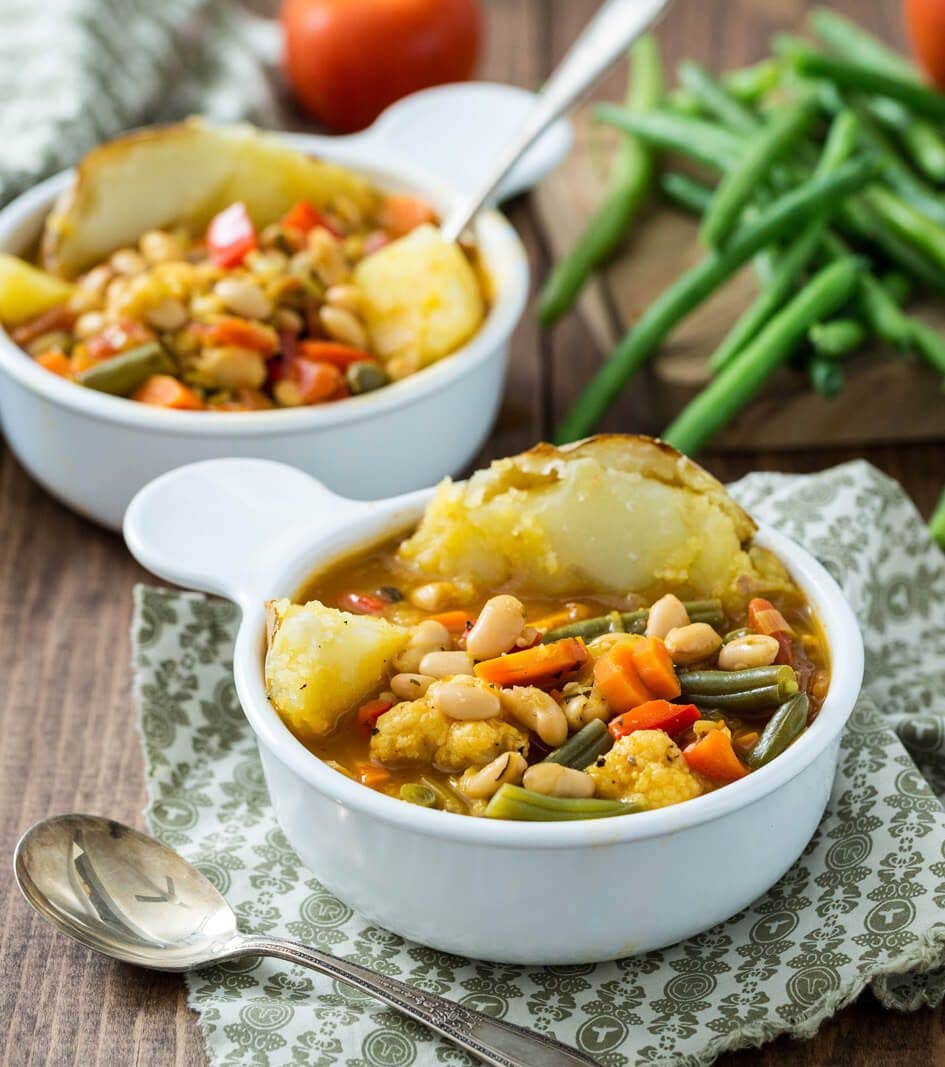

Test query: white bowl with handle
[0,83,568,529]
[124,456,864,965]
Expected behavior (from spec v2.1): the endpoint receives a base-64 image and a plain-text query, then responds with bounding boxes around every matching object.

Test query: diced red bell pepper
[356,699,394,738]
[608,700,700,740]
[299,340,376,369]
[339,591,388,615]
[85,319,154,361]
[292,359,344,404]
[282,199,342,237]
[201,317,279,355]
[206,202,257,268]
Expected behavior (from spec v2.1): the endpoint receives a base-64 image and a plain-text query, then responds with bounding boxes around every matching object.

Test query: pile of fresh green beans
[538,11,945,551]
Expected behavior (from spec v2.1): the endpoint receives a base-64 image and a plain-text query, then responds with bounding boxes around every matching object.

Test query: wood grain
[1,1,943,1065]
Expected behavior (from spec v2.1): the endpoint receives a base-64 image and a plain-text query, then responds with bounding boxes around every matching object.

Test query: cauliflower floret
[586,730,703,810]
[265,598,408,743]
[370,698,528,773]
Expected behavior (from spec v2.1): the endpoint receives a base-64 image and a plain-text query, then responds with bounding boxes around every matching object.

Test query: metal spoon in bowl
[440,0,672,242]
[14,814,598,1067]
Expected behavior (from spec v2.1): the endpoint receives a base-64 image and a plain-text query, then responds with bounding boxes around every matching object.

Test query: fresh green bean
[679,60,761,136]
[596,106,744,172]
[747,693,809,768]
[724,58,782,103]
[544,720,613,770]
[839,196,945,293]
[809,354,845,398]
[909,318,945,378]
[808,318,867,358]
[701,97,819,248]
[660,172,714,215]
[683,685,789,717]
[539,36,663,326]
[484,784,638,821]
[864,186,945,274]
[931,485,945,550]
[809,7,945,182]
[399,783,438,808]
[555,158,876,442]
[75,342,172,396]
[881,271,912,305]
[679,665,798,696]
[664,257,864,454]
[791,48,945,123]
[666,87,702,117]
[542,599,724,643]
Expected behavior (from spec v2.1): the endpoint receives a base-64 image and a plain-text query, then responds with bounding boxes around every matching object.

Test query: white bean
[419,651,475,679]
[110,248,147,276]
[664,623,723,666]
[465,595,526,661]
[145,297,188,332]
[717,634,780,671]
[429,677,499,720]
[319,305,368,348]
[645,593,690,640]
[562,686,610,731]
[408,582,457,612]
[389,673,435,700]
[139,230,182,264]
[499,686,568,748]
[460,752,527,799]
[522,763,595,798]
[214,276,272,319]
[392,619,451,673]
[324,284,363,312]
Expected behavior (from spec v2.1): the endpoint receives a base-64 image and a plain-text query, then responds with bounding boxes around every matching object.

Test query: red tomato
[282,200,343,237]
[905,0,945,88]
[206,202,257,268]
[281,0,482,133]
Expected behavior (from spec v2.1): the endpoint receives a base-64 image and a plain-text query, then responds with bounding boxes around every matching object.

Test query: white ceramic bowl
[124,457,864,965]
[0,140,528,530]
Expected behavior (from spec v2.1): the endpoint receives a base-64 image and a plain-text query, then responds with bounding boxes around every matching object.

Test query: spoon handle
[237,935,598,1066]
[440,0,672,241]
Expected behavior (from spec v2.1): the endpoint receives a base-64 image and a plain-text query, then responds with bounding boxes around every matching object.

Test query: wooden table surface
[2,1,944,1064]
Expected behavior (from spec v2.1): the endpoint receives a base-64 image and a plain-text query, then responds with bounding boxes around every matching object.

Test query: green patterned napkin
[133,462,945,1066]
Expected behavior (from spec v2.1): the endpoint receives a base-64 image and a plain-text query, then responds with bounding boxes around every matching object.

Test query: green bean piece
[347,361,390,394]
[596,106,744,173]
[790,48,945,123]
[555,158,876,443]
[660,172,714,216]
[679,60,760,136]
[909,318,945,378]
[678,665,798,697]
[666,87,702,117]
[931,485,945,551]
[708,109,862,376]
[701,97,819,249]
[724,58,782,103]
[881,271,912,306]
[664,257,864,454]
[722,627,753,645]
[538,36,663,326]
[808,319,866,359]
[419,776,467,814]
[484,784,638,822]
[809,7,945,183]
[864,186,945,274]
[683,684,787,717]
[809,355,845,399]
[75,342,172,396]
[544,720,613,770]
[747,693,809,768]
[542,599,723,644]
[399,783,438,808]
[839,196,945,294]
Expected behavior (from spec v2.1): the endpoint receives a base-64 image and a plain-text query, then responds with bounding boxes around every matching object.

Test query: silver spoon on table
[440,0,672,241]
[14,814,598,1067]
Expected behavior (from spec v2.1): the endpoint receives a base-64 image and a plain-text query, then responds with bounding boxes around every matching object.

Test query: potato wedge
[0,254,74,326]
[42,119,379,278]
[265,598,408,743]
[395,435,760,610]
[353,224,484,368]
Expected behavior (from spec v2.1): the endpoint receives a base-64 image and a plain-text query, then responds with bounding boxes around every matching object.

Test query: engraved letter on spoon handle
[236,935,599,1067]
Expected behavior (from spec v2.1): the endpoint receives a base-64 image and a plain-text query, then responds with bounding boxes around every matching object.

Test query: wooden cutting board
[534,117,945,450]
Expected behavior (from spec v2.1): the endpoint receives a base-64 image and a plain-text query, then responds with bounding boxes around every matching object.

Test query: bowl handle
[123,458,364,609]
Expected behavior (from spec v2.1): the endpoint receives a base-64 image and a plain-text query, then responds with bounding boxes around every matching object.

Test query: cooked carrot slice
[35,349,72,377]
[683,729,748,783]
[299,340,376,369]
[593,648,652,713]
[474,637,587,687]
[429,610,476,634]
[629,636,681,699]
[132,374,204,409]
[354,760,392,787]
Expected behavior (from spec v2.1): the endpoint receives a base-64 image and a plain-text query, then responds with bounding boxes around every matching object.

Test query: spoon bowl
[13,813,240,971]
